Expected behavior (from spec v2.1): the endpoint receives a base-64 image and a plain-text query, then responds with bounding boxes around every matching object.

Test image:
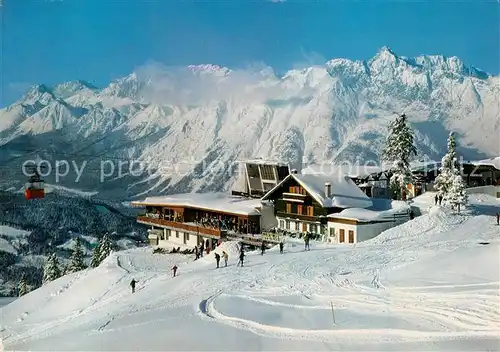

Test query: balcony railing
[275,211,319,222]
[137,216,222,237]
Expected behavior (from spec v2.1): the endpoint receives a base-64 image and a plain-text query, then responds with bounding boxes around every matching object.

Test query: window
[348,230,354,243]
[279,220,285,228]
[310,224,317,233]
[291,203,297,214]
[295,222,300,231]
[185,233,190,241]
[307,206,314,216]
[329,228,335,237]
[260,165,275,180]
[175,231,179,238]
[288,186,304,194]
[297,205,303,215]
[286,220,290,230]
[286,203,292,213]
[247,164,260,178]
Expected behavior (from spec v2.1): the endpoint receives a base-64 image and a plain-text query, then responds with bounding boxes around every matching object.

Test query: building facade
[326,211,410,244]
[132,193,266,249]
[261,172,373,237]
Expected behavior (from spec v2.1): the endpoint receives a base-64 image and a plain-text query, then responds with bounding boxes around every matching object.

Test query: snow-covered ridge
[0,47,498,199]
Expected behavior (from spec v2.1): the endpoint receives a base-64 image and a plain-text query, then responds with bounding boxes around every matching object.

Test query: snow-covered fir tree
[447,174,468,212]
[18,275,28,297]
[382,113,418,199]
[90,240,102,268]
[434,132,461,201]
[69,237,86,273]
[98,233,112,263]
[42,253,61,285]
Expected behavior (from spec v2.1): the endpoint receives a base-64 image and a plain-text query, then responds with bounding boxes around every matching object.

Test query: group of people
[215,245,247,268]
[130,235,314,293]
[214,251,229,268]
[194,239,218,260]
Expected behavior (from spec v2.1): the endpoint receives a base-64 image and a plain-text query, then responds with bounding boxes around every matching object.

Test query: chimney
[325,182,331,198]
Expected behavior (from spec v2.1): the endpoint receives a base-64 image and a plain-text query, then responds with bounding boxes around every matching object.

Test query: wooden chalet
[261,171,373,236]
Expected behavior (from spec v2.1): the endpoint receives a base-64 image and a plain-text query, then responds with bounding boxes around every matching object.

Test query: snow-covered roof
[470,157,500,170]
[328,205,410,222]
[410,161,441,172]
[411,158,500,172]
[131,192,262,216]
[262,173,373,209]
[236,158,289,166]
[301,164,389,178]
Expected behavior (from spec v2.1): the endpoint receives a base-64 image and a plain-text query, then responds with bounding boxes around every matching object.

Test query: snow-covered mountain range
[0,47,498,199]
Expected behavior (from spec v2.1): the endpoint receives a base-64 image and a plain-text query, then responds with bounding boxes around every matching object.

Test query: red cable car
[25,165,45,200]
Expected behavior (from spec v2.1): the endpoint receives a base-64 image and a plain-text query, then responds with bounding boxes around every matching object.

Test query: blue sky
[1,0,498,106]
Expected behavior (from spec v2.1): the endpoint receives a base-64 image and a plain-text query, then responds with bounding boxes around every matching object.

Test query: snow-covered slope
[1,195,499,350]
[0,192,147,296]
[0,47,499,199]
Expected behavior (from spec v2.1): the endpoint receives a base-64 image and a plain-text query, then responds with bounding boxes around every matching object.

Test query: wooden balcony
[137,216,222,237]
[275,211,319,222]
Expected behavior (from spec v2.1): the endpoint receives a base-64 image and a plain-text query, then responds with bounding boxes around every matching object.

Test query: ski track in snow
[1,202,500,350]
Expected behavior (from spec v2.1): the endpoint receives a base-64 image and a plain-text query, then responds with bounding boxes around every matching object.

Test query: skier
[304,234,310,251]
[222,251,229,267]
[497,212,499,226]
[199,242,204,257]
[260,241,266,255]
[279,241,284,254]
[237,250,245,267]
[194,246,199,260]
[130,278,137,293]
[434,194,438,205]
[215,253,221,268]
[438,194,443,206]
[171,265,178,277]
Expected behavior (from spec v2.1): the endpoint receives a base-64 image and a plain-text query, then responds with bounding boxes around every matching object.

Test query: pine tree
[90,239,102,268]
[434,132,461,201]
[42,253,61,285]
[447,174,468,212]
[98,233,112,263]
[18,275,28,297]
[382,113,418,199]
[69,237,86,273]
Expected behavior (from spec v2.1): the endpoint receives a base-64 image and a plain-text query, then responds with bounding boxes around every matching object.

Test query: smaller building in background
[327,207,410,244]
[232,158,290,199]
[410,157,500,197]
